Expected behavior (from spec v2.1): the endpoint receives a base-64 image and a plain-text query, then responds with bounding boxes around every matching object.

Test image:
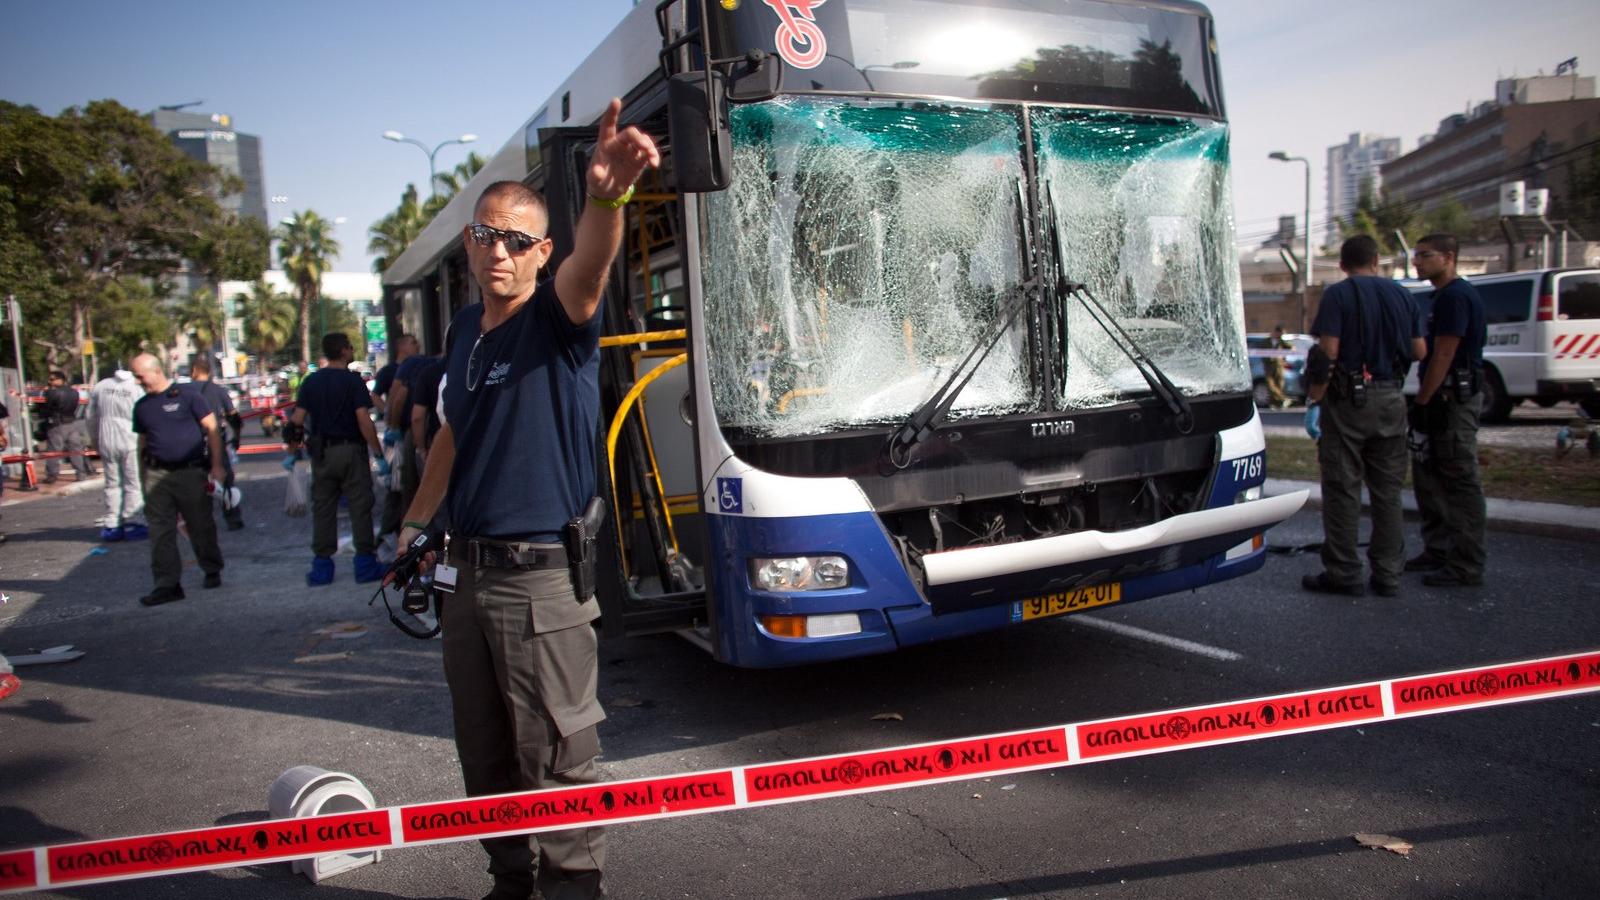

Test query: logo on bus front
[716,477,743,514]
[761,0,828,70]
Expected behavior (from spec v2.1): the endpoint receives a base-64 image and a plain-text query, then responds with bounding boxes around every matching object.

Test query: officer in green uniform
[1302,236,1426,597]
[1407,233,1488,587]
[130,354,227,606]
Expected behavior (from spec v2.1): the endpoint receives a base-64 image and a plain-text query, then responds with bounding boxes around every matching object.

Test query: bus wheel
[1479,367,1514,423]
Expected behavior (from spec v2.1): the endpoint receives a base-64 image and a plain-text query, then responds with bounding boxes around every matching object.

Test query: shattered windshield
[1035,109,1250,408]
[702,97,1032,439]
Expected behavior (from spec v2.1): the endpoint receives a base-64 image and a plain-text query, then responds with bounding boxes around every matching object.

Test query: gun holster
[563,496,607,603]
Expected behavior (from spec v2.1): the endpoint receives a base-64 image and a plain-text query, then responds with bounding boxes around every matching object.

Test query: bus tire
[1479,366,1514,424]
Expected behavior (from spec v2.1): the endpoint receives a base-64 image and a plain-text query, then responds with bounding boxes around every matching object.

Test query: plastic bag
[383,442,403,493]
[284,465,310,517]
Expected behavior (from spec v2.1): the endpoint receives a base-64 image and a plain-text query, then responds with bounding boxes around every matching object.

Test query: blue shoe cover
[353,553,384,584]
[306,556,335,586]
[101,526,125,542]
[121,523,149,541]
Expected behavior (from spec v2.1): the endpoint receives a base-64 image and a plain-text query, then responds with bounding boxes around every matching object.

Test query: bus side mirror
[728,50,780,103]
[667,71,732,193]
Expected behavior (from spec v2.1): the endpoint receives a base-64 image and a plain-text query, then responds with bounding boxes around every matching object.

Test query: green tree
[99,278,175,367]
[0,99,240,378]
[433,151,486,200]
[1565,143,1600,234]
[367,184,429,274]
[236,280,297,374]
[274,210,341,365]
[176,287,226,353]
[1342,181,1420,252]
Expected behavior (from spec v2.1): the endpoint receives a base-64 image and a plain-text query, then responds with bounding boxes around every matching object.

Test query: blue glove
[375,455,392,477]
[281,453,297,472]
[383,428,401,448]
[1304,403,1322,441]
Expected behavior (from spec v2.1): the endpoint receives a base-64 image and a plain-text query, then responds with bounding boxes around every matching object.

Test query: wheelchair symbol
[716,477,743,514]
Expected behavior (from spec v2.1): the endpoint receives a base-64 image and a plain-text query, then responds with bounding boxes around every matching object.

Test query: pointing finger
[599,98,621,147]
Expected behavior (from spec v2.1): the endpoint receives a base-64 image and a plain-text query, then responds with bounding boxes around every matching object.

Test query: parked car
[1404,268,1600,422]
[1246,332,1314,407]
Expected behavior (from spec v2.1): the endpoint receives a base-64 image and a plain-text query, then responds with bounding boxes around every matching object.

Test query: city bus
[380,0,1307,667]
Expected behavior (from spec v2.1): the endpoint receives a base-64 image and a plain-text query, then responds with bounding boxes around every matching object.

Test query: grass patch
[1265,435,1600,507]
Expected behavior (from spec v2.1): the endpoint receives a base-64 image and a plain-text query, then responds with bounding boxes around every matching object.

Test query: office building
[1326,133,1401,244]
[150,108,268,226]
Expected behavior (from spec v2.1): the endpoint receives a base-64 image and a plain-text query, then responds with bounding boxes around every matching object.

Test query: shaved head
[131,353,169,393]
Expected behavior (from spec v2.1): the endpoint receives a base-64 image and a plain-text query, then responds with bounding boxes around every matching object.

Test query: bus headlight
[749,555,851,591]
[1234,485,1262,504]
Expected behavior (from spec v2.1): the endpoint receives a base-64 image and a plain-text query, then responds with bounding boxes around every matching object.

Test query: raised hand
[587,98,660,201]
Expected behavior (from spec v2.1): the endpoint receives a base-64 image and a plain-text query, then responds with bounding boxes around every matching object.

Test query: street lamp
[382,130,478,197]
[1269,151,1312,332]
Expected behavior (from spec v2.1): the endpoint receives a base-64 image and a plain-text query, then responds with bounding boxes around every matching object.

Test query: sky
[3,0,1598,272]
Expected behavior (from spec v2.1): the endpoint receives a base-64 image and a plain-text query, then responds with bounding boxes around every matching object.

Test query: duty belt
[456,538,568,570]
[315,435,365,446]
[1369,379,1403,389]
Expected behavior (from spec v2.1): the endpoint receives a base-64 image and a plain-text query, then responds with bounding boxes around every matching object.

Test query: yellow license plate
[1014,583,1123,621]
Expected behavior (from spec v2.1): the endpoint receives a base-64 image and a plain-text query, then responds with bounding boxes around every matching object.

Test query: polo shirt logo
[484,362,512,387]
[162,402,181,412]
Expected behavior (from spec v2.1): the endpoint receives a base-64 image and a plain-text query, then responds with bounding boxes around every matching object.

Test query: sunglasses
[468,223,544,253]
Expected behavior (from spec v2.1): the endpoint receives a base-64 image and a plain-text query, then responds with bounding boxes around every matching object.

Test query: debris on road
[871,712,904,721]
[1354,833,1413,856]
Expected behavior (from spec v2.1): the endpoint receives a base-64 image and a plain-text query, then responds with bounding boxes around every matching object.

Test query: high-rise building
[1326,132,1401,244]
[150,108,267,226]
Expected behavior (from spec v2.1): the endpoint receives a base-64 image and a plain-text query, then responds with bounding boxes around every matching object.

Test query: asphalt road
[2,456,1596,899]
[1261,400,1592,450]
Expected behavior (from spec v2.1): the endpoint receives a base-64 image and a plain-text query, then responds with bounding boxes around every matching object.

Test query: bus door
[539,124,709,638]
[1547,270,1600,394]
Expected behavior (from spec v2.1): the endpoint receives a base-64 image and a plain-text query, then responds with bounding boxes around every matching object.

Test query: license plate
[1012,583,1123,622]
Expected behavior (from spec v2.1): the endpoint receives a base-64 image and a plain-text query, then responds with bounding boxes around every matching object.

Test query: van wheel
[1479,367,1514,423]
[1580,396,1600,419]
[1252,380,1271,407]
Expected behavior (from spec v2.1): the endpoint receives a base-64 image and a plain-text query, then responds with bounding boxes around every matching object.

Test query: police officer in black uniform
[1407,233,1489,587]
[129,354,227,606]
[1301,235,1426,597]
[42,370,91,482]
[190,357,245,530]
[285,333,388,585]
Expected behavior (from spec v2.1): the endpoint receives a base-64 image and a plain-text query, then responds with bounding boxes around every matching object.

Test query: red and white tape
[3,649,1597,894]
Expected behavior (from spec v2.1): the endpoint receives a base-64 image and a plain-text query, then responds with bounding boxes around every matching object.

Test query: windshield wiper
[1043,183,1194,434]
[883,180,1037,471]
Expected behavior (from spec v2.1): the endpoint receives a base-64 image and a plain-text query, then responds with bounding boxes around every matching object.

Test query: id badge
[433,564,459,593]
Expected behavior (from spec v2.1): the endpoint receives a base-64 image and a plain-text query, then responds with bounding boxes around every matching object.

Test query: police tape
[2,648,1597,894]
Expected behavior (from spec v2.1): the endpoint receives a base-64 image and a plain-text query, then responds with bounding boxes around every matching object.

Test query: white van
[1405,268,1600,421]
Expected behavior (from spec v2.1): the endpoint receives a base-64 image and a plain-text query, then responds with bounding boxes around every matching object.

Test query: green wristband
[588,184,634,209]
[403,520,430,530]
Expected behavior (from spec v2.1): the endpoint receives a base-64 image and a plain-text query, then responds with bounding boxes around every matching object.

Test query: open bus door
[538,124,709,640]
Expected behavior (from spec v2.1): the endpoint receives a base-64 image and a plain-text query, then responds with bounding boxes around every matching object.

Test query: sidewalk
[1266,477,1600,541]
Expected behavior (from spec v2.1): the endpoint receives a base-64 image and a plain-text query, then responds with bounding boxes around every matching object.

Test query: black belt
[1370,379,1402,389]
[455,538,568,570]
[315,435,365,446]
[147,457,206,471]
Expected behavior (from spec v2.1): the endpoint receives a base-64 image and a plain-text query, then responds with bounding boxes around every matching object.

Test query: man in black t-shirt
[190,357,245,530]
[374,333,419,539]
[1302,236,1426,597]
[1407,233,1488,587]
[42,371,91,482]
[130,354,228,606]
[397,99,657,900]
[407,356,446,472]
[287,333,388,586]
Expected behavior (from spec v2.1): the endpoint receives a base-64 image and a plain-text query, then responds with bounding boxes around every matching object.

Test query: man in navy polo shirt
[1408,233,1488,587]
[130,354,227,606]
[286,332,387,585]
[398,98,657,900]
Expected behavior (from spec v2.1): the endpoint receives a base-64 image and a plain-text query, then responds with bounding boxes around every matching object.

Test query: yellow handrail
[599,329,686,348]
[604,352,689,577]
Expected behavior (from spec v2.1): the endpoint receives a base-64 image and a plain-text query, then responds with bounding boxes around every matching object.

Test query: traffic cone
[19,459,39,491]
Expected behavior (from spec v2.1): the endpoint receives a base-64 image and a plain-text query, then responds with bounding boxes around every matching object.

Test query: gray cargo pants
[1318,386,1409,589]
[442,544,606,897]
[143,465,222,589]
[1412,392,1487,580]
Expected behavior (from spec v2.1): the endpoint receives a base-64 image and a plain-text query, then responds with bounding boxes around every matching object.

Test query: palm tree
[434,151,486,200]
[367,184,428,274]
[175,287,225,355]
[235,281,297,374]
[273,210,341,364]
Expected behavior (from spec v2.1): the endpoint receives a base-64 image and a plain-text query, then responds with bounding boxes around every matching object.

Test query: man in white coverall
[88,369,147,541]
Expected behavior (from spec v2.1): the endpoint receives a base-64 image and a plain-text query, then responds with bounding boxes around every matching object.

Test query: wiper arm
[1044,183,1194,434]
[883,282,1034,470]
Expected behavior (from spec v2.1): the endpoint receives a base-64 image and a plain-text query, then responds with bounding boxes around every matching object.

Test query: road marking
[1072,615,1243,661]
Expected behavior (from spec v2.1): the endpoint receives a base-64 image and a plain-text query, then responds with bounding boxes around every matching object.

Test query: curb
[1266,478,1600,542]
